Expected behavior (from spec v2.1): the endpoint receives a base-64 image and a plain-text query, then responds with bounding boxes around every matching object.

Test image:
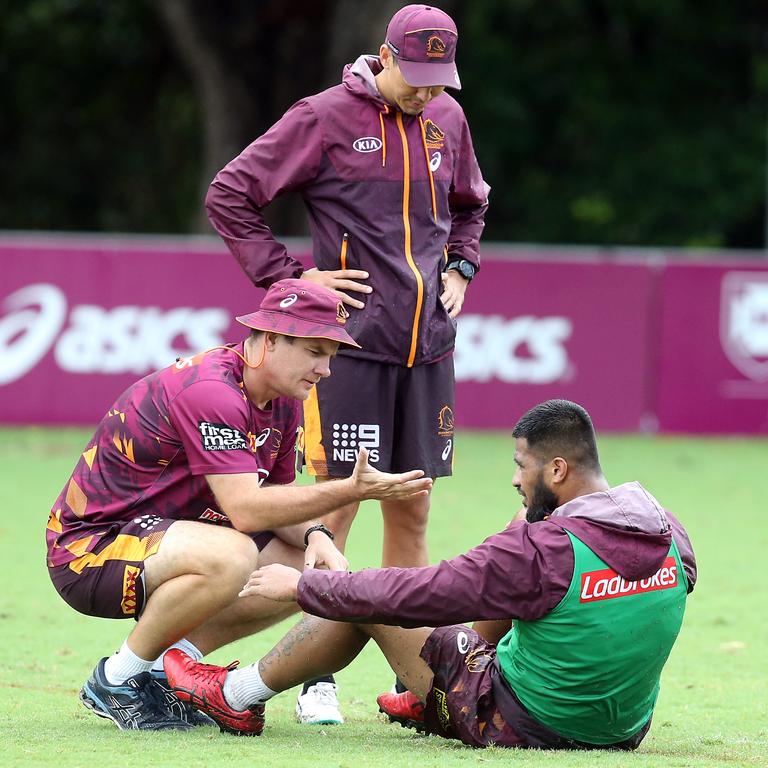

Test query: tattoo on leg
[259,617,316,673]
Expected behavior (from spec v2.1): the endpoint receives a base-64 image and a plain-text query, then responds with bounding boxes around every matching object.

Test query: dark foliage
[1,0,766,247]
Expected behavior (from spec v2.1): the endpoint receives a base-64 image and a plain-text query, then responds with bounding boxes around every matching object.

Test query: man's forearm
[227,479,360,532]
[272,520,322,549]
[208,450,429,534]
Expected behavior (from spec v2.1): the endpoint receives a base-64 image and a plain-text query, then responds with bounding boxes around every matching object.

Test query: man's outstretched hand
[239,563,302,602]
[350,447,433,500]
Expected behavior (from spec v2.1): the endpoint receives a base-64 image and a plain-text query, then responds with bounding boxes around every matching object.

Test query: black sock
[394,677,408,693]
[302,675,335,695]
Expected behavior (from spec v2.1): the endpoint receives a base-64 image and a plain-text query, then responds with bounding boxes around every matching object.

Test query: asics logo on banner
[429,151,442,172]
[580,557,678,603]
[0,283,229,383]
[353,137,383,153]
[332,422,380,463]
[455,314,573,384]
[198,421,248,451]
[456,631,470,654]
[279,294,298,308]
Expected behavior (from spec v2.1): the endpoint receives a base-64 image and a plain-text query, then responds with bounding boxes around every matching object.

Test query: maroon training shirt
[47,344,300,567]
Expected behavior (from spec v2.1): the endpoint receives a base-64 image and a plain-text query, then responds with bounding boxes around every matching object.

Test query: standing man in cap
[46,279,432,733]
[206,4,489,724]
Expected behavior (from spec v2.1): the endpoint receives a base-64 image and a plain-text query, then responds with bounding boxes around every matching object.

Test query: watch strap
[303,523,335,548]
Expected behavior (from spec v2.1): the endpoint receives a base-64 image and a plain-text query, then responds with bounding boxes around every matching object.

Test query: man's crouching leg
[164,616,434,735]
[80,521,298,732]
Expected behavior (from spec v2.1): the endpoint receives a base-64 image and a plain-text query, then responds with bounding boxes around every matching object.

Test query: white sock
[152,638,203,674]
[223,663,278,711]
[103,640,154,685]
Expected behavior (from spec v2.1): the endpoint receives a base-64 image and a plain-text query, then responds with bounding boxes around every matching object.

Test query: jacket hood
[343,55,388,108]
[549,482,674,581]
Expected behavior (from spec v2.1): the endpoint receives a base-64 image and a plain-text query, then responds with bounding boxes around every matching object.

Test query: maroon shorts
[303,355,455,477]
[49,516,274,620]
[420,626,524,748]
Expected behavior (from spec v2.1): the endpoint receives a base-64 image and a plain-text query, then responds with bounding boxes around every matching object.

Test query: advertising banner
[0,238,262,423]
[656,262,768,433]
[2,236,767,433]
[455,258,656,431]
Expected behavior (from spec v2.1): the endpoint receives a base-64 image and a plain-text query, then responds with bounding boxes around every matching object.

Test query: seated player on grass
[46,279,432,732]
[165,399,697,749]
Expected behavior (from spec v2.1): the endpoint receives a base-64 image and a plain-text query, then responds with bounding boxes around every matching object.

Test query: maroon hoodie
[298,481,695,749]
[206,55,489,367]
[297,482,696,626]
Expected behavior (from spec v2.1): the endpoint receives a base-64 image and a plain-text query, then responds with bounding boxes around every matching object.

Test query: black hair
[512,399,601,473]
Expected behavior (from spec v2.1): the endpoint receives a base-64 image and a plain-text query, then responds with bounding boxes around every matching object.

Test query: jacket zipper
[395,111,424,368]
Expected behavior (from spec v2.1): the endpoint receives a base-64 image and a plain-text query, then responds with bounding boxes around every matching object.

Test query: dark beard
[525,478,560,523]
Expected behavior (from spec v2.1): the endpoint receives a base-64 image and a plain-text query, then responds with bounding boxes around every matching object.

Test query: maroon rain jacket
[297,482,696,628]
[207,55,489,367]
[297,482,696,749]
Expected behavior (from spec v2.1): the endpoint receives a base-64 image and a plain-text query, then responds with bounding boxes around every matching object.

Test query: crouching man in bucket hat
[47,278,432,733]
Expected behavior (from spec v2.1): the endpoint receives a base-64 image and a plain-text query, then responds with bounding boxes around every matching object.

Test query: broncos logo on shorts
[465,647,493,673]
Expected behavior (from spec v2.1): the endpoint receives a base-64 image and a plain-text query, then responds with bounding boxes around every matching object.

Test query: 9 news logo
[331,423,380,463]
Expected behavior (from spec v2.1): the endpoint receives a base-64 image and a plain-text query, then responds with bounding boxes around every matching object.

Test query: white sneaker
[295,682,344,725]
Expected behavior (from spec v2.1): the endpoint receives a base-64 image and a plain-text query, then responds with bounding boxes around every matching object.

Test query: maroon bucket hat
[385,4,461,90]
[236,279,361,349]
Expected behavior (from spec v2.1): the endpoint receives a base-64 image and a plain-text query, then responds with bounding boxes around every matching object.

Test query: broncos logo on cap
[424,119,446,149]
[336,302,349,324]
[426,35,446,58]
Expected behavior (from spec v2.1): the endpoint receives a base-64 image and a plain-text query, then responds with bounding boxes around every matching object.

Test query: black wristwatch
[303,523,335,548]
[445,258,476,282]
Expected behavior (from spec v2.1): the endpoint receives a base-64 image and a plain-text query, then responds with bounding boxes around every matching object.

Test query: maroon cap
[236,279,361,348]
[385,4,460,90]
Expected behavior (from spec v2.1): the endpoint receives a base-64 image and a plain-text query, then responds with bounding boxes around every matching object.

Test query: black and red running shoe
[376,689,426,733]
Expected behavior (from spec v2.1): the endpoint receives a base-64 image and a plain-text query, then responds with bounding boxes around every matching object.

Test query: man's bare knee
[145,522,258,594]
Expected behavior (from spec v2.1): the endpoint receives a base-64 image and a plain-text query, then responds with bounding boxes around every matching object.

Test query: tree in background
[0,1,200,233]
[1,0,766,248]
[459,0,768,248]
[152,0,407,232]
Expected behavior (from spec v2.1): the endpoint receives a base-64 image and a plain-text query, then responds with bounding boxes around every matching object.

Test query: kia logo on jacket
[353,137,383,153]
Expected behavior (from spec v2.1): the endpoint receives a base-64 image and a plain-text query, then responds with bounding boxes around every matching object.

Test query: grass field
[1,427,766,768]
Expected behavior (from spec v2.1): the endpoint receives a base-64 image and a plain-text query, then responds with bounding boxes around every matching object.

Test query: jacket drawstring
[379,108,388,167]
[418,116,438,222]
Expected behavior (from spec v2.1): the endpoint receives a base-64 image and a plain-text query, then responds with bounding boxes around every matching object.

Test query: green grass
[1,427,766,767]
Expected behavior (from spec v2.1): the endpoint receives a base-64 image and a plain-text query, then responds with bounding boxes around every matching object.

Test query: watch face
[459,261,475,279]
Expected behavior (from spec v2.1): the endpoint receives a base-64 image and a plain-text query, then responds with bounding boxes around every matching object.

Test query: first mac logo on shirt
[198,421,249,451]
